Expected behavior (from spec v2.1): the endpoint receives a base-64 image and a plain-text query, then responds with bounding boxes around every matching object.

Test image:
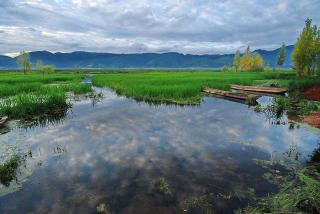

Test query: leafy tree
[42,65,55,73]
[277,43,286,67]
[314,29,320,76]
[233,50,241,71]
[17,51,32,74]
[238,46,264,71]
[316,54,320,76]
[252,52,264,71]
[292,18,320,76]
[239,46,252,71]
[36,60,55,74]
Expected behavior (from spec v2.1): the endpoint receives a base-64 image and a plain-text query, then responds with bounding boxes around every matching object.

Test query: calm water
[0,87,319,214]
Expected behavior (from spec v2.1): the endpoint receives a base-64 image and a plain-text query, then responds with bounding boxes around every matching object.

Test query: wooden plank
[231,84,287,94]
[202,87,259,101]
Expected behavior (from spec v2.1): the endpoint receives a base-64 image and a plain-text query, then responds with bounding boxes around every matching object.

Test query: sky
[0,0,320,56]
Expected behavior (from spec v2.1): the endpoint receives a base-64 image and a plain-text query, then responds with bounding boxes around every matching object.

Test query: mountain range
[0,45,294,69]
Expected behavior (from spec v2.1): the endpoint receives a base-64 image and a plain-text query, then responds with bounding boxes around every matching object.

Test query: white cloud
[0,0,320,54]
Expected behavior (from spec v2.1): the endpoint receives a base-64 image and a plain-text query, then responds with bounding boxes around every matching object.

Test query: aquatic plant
[57,83,93,94]
[0,90,70,119]
[255,95,319,123]
[0,83,43,98]
[0,73,93,121]
[244,166,320,214]
[156,177,172,196]
[244,144,320,214]
[0,73,84,84]
[0,73,87,99]
[180,196,213,214]
[0,155,21,186]
[96,202,111,214]
[92,71,294,104]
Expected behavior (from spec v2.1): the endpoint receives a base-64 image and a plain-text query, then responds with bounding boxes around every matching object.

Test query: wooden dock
[202,87,259,102]
[230,84,287,94]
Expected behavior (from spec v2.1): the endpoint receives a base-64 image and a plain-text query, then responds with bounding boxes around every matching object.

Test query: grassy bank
[0,90,69,119]
[92,71,294,104]
[0,73,92,120]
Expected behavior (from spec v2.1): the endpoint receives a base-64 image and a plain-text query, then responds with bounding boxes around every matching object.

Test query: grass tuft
[0,90,70,119]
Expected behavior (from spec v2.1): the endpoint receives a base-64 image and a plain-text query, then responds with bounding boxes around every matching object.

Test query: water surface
[0,88,319,213]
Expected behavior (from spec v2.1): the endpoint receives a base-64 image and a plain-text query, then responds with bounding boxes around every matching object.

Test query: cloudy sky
[0,0,320,56]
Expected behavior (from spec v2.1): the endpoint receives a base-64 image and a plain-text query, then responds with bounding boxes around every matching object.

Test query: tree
[36,60,44,70]
[292,18,320,76]
[239,46,252,71]
[17,51,32,74]
[316,53,320,76]
[252,52,264,71]
[36,60,44,75]
[36,60,55,74]
[277,43,286,67]
[238,46,265,71]
[42,65,55,73]
[233,50,241,71]
[314,28,320,76]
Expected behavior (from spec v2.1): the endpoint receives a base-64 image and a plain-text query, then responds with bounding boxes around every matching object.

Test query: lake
[0,87,319,214]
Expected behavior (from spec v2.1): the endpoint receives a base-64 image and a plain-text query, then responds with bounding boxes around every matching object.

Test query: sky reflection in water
[0,88,319,213]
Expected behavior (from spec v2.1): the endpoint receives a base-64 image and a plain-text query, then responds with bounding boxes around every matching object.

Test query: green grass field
[0,72,92,119]
[0,72,89,97]
[1,70,319,117]
[92,71,295,104]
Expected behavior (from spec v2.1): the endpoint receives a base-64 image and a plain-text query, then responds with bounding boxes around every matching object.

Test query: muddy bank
[304,112,320,128]
[302,86,320,101]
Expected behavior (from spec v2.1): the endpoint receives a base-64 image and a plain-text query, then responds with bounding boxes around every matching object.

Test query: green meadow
[92,71,295,104]
[1,70,319,117]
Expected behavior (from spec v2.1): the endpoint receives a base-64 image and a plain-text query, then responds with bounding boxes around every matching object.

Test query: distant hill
[0,45,294,69]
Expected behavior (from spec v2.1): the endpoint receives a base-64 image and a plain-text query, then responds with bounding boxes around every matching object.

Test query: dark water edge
[0,87,319,214]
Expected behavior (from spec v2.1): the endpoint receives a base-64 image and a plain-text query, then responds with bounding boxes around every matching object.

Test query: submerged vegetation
[0,148,33,190]
[180,196,213,214]
[244,166,320,213]
[244,146,320,214]
[155,177,172,196]
[0,155,21,187]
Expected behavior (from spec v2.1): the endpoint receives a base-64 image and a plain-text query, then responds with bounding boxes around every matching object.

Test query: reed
[92,71,294,104]
[0,89,69,119]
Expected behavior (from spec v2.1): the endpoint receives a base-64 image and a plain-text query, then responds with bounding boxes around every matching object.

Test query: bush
[222,66,234,72]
